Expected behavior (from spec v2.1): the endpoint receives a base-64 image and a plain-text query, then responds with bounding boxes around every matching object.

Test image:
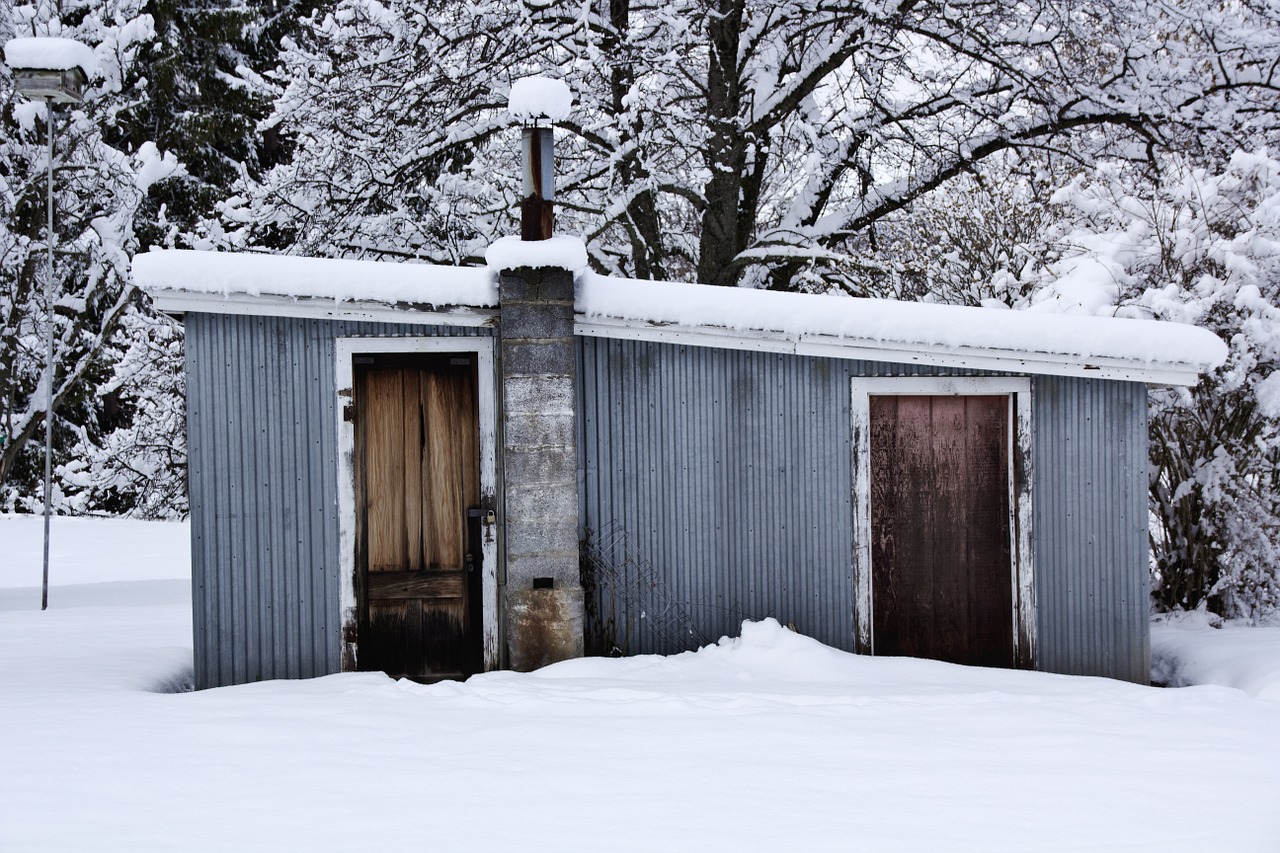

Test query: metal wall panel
[187,316,1152,685]
[577,337,1151,683]
[577,336,954,655]
[1032,376,1150,682]
[185,313,491,689]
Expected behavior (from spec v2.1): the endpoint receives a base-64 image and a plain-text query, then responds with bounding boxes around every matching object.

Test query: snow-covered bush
[54,307,186,518]
[864,154,1070,305]
[1052,153,1280,620]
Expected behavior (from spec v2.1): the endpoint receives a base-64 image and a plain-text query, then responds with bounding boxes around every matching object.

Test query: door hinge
[343,403,355,423]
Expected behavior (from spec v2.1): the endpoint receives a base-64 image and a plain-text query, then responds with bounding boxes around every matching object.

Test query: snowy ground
[2,515,1279,852]
[1152,609,1280,700]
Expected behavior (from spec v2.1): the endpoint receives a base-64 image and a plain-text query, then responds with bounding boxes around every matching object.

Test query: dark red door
[869,394,1013,667]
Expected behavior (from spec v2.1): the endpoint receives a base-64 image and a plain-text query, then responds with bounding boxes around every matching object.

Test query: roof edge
[146,288,498,329]
[575,316,1205,386]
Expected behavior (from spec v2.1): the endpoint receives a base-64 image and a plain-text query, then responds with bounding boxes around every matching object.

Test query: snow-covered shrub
[865,154,1070,306]
[1054,152,1280,620]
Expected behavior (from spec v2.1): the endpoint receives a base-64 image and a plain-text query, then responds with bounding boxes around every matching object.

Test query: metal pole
[41,97,54,612]
[520,126,555,241]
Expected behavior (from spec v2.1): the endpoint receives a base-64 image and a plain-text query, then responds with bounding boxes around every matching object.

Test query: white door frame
[849,376,1036,667]
[336,336,500,673]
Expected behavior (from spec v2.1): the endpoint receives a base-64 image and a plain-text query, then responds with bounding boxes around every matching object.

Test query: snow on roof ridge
[577,273,1228,373]
[133,249,497,308]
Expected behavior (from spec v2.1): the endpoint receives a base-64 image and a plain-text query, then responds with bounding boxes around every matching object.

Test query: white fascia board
[575,316,1203,386]
[147,288,498,328]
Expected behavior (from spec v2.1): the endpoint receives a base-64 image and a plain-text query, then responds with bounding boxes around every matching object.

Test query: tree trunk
[696,0,748,287]
[607,0,667,280]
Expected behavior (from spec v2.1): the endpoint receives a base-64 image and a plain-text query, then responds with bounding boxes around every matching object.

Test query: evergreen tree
[110,0,320,250]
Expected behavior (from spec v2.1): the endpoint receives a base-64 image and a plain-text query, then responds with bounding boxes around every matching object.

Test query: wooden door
[354,354,481,680]
[869,394,1013,667]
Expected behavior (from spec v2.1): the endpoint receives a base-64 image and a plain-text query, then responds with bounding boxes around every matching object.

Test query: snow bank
[507,76,573,121]
[524,617,1158,700]
[4,37,98,75]
[0,515,189,589]
[1152,611,1280,701]
[579,273,1228,373]
[2,510,1278,853]
[133,249,497,307]
[0,515,190,614]
[485,235,588,272]
[0,515,191,693]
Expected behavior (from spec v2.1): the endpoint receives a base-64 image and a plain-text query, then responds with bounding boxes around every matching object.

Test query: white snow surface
[1152,610,1280,701]
[485,234,588,272]
[3,37,98,74]
[133,249,498,307]
[3,515,1280,851]
[508,76,573,121]
[0,515,190,590]
[578,273,1229,372]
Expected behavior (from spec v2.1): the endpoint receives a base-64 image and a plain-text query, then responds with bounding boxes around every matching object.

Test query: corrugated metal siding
[577,337,1151,682]
[187,316,1151,685]
[577,336,958,655]
[185,312,491,689]
[1032,376,1150,682]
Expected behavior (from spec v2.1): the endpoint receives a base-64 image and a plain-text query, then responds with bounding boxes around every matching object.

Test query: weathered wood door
[354,354,482,680]
[869,394,1014,667]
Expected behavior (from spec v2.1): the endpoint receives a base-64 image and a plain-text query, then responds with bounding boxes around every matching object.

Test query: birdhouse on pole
[508,77,572,241]
[3,37,96,104]
[4,35,96,611]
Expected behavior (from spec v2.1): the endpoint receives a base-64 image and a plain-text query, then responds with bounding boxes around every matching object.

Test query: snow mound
[485,235,587,273]
[488,618,1151,706]
[1152,613,1280,701]
[507,76,573,121]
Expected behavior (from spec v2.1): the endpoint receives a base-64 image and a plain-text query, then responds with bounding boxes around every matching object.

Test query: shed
[135,244,1225,688]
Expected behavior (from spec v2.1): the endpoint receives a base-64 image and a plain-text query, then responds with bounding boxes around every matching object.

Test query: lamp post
[4,37,92,611]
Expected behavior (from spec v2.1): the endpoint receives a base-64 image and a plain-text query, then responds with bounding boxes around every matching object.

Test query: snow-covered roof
[135,248,1226,385]
[135,249,498,327]
[578,275,1227,386]
[4,37,98,75]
